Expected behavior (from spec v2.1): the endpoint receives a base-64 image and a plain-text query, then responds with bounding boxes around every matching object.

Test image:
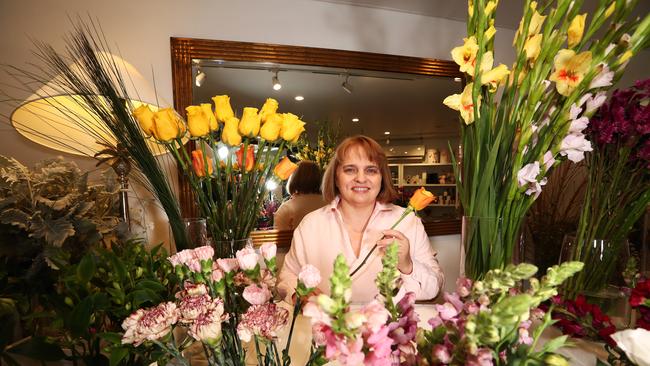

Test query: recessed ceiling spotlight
[352,118,359,122]
[384,131,390,135]
[295,95,304,101]
[454,77,462,82]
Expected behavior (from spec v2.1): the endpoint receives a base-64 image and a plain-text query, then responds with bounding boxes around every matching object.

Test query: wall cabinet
[389,163,459,218]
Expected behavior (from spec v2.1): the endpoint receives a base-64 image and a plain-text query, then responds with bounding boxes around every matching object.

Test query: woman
[278,135,443,303]
[274,160,327,231]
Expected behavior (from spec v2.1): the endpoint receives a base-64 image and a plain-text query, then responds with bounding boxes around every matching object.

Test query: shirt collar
[328,196,394,212]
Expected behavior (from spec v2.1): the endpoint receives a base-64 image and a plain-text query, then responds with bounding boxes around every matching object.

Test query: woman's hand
[377,229,413,274]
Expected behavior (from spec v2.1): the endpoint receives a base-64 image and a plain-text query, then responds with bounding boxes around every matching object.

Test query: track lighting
[272,70,282,91]
[195,68,206,87]
[342,74,353,94]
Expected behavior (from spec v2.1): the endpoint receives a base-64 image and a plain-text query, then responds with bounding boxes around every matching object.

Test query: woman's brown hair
[287,160,322,195]
[321,135,397,203]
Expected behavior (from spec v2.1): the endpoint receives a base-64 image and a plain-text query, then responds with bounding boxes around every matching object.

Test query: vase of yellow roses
[133,96,303,257]
[445,0,650,279]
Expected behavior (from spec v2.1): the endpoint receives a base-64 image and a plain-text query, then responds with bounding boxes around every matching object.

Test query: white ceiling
[192,64,462,143]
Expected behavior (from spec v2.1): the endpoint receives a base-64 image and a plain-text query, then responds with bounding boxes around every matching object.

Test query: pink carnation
[175,282,209,299]
[217,258,239,273]
[237,303,289,341]
[121,302,179,346]
[298,264,322,289]
[236,247,259,270]
[168,249,195,267]
[193,245,214,261]
[211,262,224,282]
[260,243,277,261]
[178,293,214,323]
[242,283,272,305]
[188,299,226,343]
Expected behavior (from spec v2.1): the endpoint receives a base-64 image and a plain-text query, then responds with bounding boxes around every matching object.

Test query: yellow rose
[549,49,592,96]
[259,98,279,124]
[260,113,283,141]
[221,116,242,146]
[200,103,218,131]
[568,14,587,48]
[524,33,543,61]
[132,104,155,136]
[452,36,479,76]
[152,108,181,142]
[443,83,480,124]
[186,105,210,138]
[274,156,298,180]
[212,95,235,123]
[280,113,306,143]
[409,187,435,211]
[238,107,261,137]
[481,64,510,92]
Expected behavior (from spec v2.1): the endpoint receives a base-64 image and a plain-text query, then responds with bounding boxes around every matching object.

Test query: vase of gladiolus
[446,0,650,279]
[133,97,302,257]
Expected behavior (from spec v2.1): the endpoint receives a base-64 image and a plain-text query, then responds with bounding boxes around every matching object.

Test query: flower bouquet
[132,96,303,256]
[444,0,650,278]
[563,79,650,295]
[630,278,650,330]
[118,243,321,366]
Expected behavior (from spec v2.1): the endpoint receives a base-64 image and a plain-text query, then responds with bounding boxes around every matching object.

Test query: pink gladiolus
[217,258,239,273]
[236,247,259,270]
[260,242,277,261]
[589,63,614,90]
[242,283,272,305]
[298,264,322,288]
[560,133,592,162]
[121,302,179,346]
[543,151,556,171]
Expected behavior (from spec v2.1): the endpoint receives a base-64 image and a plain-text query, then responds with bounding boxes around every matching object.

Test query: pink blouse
[278,197,444,303]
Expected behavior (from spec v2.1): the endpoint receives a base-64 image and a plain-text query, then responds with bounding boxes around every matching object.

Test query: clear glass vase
[211,238,253,259]
[182,218,208,249]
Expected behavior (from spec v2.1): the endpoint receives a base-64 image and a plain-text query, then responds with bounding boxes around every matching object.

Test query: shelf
[402,163,453,167]
[401,184,456,187]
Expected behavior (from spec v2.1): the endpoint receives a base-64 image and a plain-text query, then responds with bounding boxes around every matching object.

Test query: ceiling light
[272,70,282,91]
[265,179,278,191]
[195,68,206,87]
[454,77,462,82]
[294,95,304,101]
[384,131,390,135]
[342,74,353,94]
[352,118,359,122]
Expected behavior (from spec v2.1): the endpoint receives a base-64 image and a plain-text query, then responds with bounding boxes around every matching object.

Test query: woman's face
[335,146,382,207]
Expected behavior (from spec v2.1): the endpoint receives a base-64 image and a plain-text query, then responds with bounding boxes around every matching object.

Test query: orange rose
[235,144,255,172]
[409,187,435,211]
[191,149,213,177]
[273,157,298,180]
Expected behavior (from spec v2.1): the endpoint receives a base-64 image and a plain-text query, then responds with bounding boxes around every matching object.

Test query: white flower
[569,104,583,120]
[236,247,259,271]
[298,264,321,288]
[517,162,541,187]
[611,328,650,366]
[525,177,547,199]
[560,133,593,162]
[589,63,614,89]
[121,302,179,346]
[578,93,592,109]
[585,92,607,114]
[569,117,589,134]
[260,242,277,261]
[543,151,556,171]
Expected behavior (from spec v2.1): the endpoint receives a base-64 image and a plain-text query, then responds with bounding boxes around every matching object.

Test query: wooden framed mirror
[170,37,463,246]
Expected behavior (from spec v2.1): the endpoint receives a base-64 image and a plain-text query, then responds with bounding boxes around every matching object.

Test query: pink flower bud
[260,243,277,261]
[298,264,321,288]
[242,284,272,305]
[236,247,259,271]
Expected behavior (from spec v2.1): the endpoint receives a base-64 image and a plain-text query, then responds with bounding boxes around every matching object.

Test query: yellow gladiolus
[549,49,592,96]
[274,156,298,180]
[260,113,283,141]
[259,98,279,124]
[200,103,218,131]
[568,14,587,48]
[485,1,497,16]
[443,83,480,125]
[280,113,306,143]
[485,25,497,42]
[452,36,479,76]
[186,105,210,138]
[468,0,474,17]
[152,108,181,142]
[524,33,543,61]
[222,116,242,146]
[604,2,615,19]
[481,64,510,92]
[514,2,546,45]
[409,187,435,211]
[132,104,155,136]
[619,50,633,64]
[238,107,261,137]
[212,95,235,123]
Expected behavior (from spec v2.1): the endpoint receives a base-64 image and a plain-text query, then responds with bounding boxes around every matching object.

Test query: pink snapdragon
[457,277,473,298]
[121,302,179,346]
[360,300,390,333]
[236,247,259,270]
[242,283,272,305]
[432,344,452,363]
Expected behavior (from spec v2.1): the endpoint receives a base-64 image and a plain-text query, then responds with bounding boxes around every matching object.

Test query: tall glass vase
[182,218,208,249]
[212,238,253,259]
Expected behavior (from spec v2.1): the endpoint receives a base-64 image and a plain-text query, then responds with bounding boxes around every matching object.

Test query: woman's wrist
[398,259,413,275]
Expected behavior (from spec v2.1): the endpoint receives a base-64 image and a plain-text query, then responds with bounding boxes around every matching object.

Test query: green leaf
[130,289,161,308]
[77,254,96,284]
[109,346,129,366]
[29,214,75,247]
[106,252,127,282]
[0,209,30,230]
[98,332,123,345]
[68,296,93,337]
[6,336,66,361]
[540,335,568,353]
[135,279,165,293]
